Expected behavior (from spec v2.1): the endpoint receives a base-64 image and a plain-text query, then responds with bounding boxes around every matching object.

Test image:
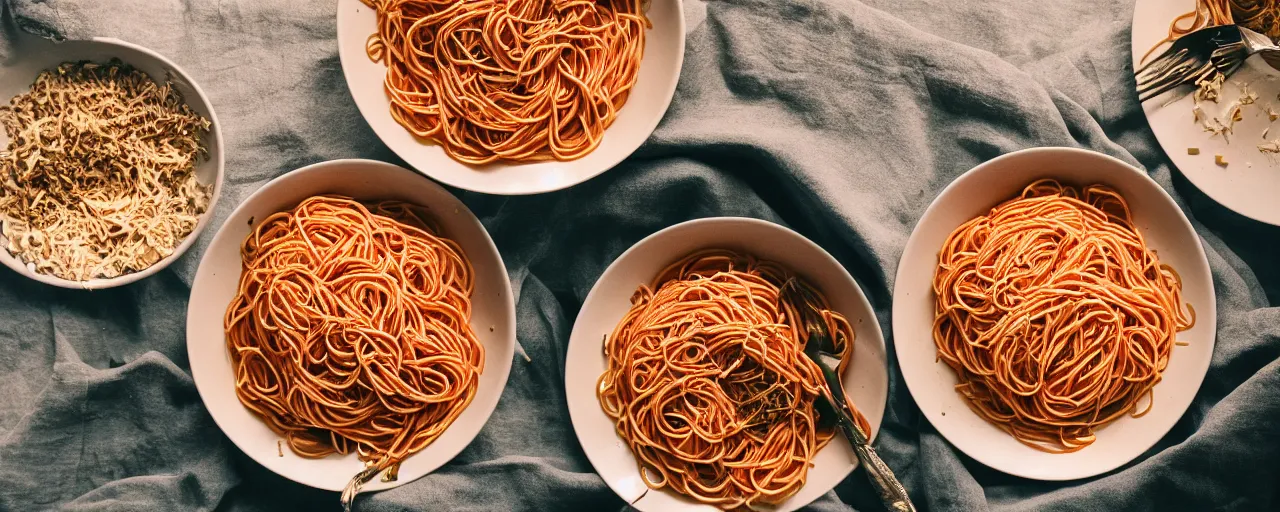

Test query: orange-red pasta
[932,180,1194,453]
[224,196,483,472]
[597,250,868,510]
[362,0,649,164]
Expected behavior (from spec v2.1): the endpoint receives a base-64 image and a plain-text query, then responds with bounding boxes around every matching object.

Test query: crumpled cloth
[1,0,1277,510]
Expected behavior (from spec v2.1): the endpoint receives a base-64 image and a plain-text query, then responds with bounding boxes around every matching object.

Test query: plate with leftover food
[1132,0,1280,225]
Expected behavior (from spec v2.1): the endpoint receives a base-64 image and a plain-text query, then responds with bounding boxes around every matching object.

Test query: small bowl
[892,147,1217,480]
[186,159,516,492]
[565,217,889,512]
[336,0,686,195]
[0,36,224,289]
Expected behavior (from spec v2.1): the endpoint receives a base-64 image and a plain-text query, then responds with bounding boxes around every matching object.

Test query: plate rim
[890,146,1218,480]
[334,0,687,196]
[185,158,516,491]
[564,216,889,511]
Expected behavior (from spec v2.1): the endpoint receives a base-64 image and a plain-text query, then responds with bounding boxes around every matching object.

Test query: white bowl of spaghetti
[335,0,685,195]
[892,147,1216,480]
[565,218,889,512]
[0,36,223,289]
[186,159,515,494]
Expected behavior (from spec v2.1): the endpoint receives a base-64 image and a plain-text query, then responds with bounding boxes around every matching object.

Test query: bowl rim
[334,0,687,195]
[185,158,516,491]
[565,215,889,511]
[0,36,225,290]
[889,146,1217,480]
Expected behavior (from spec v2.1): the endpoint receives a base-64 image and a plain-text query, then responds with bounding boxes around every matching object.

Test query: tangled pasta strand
[362,0,649,164]
[598,250,868,510]
[224,196,483,472]
[932,180,1194,453]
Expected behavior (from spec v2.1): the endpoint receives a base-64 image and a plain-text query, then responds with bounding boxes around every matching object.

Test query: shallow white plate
[0,36,223,288]
[565,217,889,512]
[336,0,685,195]
[892,147,1216,480]
[1132,0,1280,226]
[186,159,515,492]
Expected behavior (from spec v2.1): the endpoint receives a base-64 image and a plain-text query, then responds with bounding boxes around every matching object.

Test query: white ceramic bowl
[892,147,1216,480]
[0,36,224,289]
[336,0,685,195]
[565,217,889,512]
[186,159,515,492]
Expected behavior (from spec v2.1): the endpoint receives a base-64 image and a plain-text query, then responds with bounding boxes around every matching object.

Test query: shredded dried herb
[0,60,212,281]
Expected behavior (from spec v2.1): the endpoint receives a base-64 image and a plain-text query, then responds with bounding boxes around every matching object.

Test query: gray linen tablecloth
[1,0,1278,510]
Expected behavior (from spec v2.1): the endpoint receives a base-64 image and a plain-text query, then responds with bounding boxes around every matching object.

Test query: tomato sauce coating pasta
[224,196,483,471]
[598,250,868,510]
[362,0,648,164]
[932,180,1194,453]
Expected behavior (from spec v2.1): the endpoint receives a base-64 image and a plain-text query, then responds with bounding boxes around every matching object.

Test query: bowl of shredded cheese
[0,36,223,289]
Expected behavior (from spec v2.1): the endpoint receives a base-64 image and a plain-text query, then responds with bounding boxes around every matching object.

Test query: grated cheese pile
[0,61,211,281]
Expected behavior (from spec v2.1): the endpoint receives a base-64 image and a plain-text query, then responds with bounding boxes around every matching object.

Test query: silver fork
[1137,25,1278,102]
[781,279,916,512]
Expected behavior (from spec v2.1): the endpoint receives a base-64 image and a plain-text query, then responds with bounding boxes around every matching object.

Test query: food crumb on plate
[1216,154,1228,167]
[1195,72,1224,103]
[1240,86,1259,106]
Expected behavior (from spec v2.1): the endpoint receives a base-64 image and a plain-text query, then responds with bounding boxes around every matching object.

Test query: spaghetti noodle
[361,0,649,165]
[931,180,1194,453]
[224,195,483,473]
[597,250,868,510]
[1144,1,1280,63]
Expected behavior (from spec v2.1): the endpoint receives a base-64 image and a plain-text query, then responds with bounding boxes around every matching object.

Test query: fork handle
[818,365,916,512]
[340,465,383,512]
[853,442,916,512]
[826,390,916,512]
